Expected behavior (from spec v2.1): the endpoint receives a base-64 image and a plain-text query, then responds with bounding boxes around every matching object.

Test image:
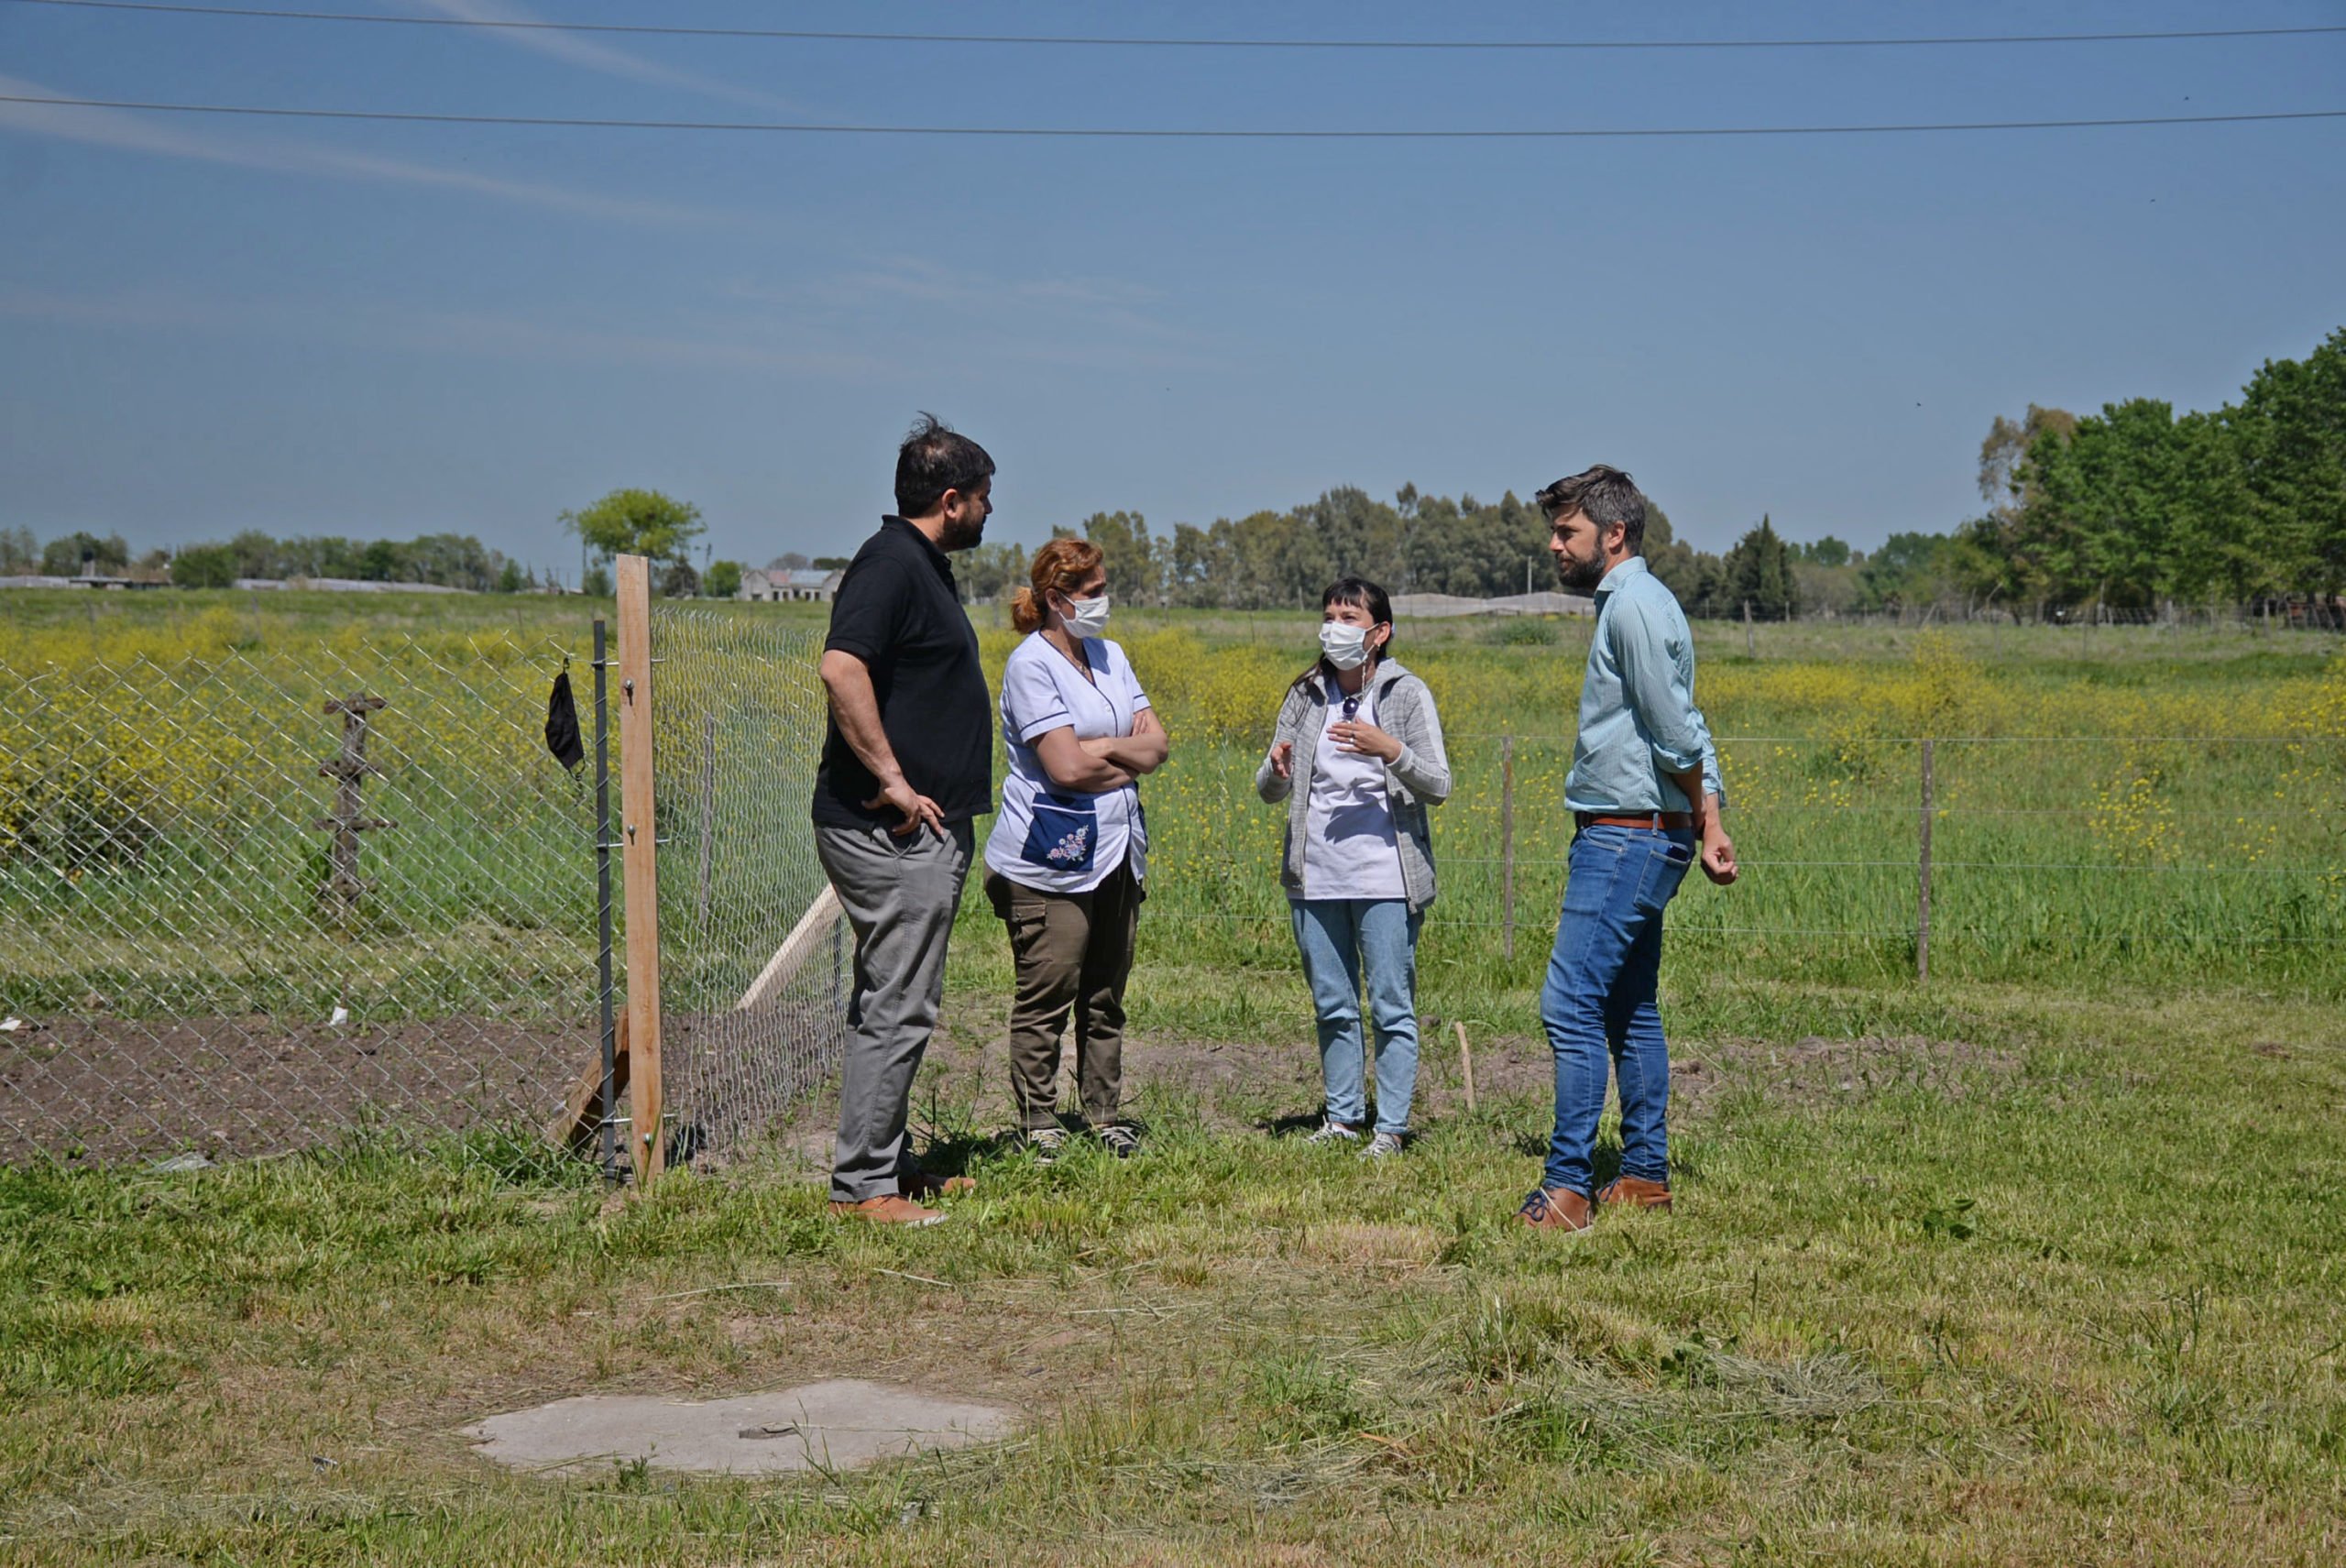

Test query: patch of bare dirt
[0,1014,588,1164]
[1672,1035,2023,1114]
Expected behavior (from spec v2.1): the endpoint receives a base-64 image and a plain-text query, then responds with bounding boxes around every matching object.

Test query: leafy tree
[561,488,705,569]
[1858,532,1966,614]
[494,558,527,594]
[656,559,701,598]
[1796,536,1852,567]
[0,526,38,573]
[582,564,612,598]
[956,543,1029,603]
[1058,511,1168,605]
[2233,326,2346,602]
[1979,405,2077,512]
[357,539,407,582]
[170,543,237,589]
[1723,516,1800,620]
[811,555,850,570]
[704,559,743,598]
[228,529,280,579]
[41,532,128,576]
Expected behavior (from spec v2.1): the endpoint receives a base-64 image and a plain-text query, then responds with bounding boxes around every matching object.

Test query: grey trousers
[815,818,973,1202]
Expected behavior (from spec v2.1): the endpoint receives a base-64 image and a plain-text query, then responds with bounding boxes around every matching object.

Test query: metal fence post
[592,618,619,1181]
[616,554,665,1183]
[695,711,718,926]
[1916,738,1935,985]
[1500,732,1517,962]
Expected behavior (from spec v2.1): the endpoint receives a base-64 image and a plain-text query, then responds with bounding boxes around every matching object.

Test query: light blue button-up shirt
[1563,556,1723,814]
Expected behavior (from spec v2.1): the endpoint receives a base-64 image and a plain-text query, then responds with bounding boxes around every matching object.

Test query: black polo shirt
[811,516,994,828]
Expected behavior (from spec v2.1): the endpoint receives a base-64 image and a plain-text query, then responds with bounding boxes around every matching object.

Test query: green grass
[7,596,2340,1025]
[4,592,2342,1559]
[3,982,2341,1564]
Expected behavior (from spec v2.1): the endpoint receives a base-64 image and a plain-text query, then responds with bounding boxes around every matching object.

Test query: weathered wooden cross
[313,695,394,913]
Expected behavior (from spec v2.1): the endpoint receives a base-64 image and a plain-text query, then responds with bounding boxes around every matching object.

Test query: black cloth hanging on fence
[544,667,586,772]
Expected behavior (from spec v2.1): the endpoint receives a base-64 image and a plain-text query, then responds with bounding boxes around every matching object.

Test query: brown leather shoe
[1595,1176,1672,1211]
[829,1194,947,1226]
[1517,1187,1593,1232]
[900,1167,975,1200]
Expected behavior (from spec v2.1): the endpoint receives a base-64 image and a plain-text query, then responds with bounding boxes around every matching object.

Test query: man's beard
[1556,552,1605,593]
[938,512,986,551]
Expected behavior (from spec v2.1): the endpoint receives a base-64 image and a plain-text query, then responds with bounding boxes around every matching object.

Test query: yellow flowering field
[3,591,2341,1027]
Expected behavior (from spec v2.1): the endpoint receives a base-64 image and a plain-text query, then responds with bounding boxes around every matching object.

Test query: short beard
[1556,552,1606,593]
[938,513,986,552]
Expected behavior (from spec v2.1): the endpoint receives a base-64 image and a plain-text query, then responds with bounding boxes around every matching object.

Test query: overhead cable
[5,94,2341,139]
[8,0,2345,52]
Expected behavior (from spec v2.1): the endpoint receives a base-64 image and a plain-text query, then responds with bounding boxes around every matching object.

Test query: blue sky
[2,0,2341,578]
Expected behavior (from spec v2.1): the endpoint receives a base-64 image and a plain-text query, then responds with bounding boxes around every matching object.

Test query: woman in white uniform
[982,539,1169,1161]
[1255,577,1451,1157]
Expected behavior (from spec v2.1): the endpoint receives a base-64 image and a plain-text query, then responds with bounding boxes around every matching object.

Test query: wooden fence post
[313,695,392,914]
[616,554,665,1183]
[1916,738,1935,985]
[1499,733,1517,962]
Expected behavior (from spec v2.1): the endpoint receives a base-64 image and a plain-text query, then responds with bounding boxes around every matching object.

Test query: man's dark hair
[1536,465,1649,556]
[894,412,995,518]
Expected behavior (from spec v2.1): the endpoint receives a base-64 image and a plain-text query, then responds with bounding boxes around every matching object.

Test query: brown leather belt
[1574,811,1693,830]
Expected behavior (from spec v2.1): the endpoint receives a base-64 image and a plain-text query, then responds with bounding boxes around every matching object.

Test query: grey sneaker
[1095,1124,1142,1159]
[1360,1132,1405,1159]
[1302,1119,1362,1146]
[1025,1126,1067,1166]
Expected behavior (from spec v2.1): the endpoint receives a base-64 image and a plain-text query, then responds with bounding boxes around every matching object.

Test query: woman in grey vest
[1255,577,1451,1157]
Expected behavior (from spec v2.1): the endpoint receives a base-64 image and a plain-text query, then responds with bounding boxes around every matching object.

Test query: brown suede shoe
[900,1167,975,1201]
[829,1194,947,1226]
[1595,1176,1672,1211]
[1517,1187,1593,1232]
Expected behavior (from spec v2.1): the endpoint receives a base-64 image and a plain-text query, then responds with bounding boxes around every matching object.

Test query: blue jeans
[1539,825,1695,1197]
[1289,898,1422,1135]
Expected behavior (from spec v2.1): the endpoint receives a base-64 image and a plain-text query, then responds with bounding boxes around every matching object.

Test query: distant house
[739,566,843,604]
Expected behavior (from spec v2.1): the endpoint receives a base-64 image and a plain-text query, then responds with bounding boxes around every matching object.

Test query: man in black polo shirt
[814,413,996,1224]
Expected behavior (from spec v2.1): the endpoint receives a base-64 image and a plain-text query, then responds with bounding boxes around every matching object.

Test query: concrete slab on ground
[465,1379,1018,1476]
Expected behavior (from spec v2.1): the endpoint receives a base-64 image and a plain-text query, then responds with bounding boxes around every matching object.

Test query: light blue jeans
[1289,898,1422,1136]
[1539,825,1695,1198]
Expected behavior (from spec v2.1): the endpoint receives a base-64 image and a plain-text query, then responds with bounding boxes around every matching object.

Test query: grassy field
[4,590,2342,1028]
[3,590,2343,1563]
[2,984,2341,1564]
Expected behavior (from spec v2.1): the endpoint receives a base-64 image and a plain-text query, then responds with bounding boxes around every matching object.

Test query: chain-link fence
[0,631,598,1164]
[649,605,846,1162]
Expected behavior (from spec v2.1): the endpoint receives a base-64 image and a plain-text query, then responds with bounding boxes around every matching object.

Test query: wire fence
[648,606,846,1163]
[5,604,2336,1168]
[1100,729,2346,988]
[0,632,598,1165]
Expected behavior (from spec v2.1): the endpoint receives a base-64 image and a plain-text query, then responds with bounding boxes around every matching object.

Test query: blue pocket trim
[1021,793,1099,873]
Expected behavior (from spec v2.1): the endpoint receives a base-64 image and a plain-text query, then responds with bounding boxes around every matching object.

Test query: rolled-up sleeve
[1612,595,1718,796]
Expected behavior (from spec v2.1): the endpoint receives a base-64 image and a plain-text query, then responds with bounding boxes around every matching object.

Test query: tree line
[0,526,538,593]
[951,327,2341,623]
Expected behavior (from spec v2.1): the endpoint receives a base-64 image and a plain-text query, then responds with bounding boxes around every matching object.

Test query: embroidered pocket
[1021,793,1099,874]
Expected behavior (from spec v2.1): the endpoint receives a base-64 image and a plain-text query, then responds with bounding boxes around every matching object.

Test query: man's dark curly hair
[1535,465,1648,556]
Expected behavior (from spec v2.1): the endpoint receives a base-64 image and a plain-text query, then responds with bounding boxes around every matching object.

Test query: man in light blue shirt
[1519,466,1737,1234]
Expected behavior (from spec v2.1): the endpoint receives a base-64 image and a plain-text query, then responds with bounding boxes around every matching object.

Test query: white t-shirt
[1301,676,1405,901]
[983,632,1151,894]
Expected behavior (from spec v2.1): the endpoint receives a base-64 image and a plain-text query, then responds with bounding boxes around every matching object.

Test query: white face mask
[1058,593,1111,638]
[1320,621,1375,671]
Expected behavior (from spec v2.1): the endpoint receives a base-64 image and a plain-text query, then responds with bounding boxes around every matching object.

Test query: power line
[8,0,2346,52]
[5,94,2341,139]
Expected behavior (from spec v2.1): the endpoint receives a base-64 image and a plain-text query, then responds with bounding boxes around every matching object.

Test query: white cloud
[0,71,715,224]
[413,0,818,115]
